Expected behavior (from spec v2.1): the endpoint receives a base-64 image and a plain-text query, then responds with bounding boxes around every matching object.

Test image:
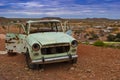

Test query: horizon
[0,0,120,19]
[0,17,120,20]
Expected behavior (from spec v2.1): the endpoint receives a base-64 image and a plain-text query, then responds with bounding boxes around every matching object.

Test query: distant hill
[41,17,63,20]
[0,17,11,23]
[0,17,120,27]
[0,17,6,19]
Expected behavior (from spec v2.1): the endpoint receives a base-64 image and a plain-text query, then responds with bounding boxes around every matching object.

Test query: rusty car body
[5,19,78,69]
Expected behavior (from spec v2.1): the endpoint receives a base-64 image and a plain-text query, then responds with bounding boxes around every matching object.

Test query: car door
[5,23,27,53]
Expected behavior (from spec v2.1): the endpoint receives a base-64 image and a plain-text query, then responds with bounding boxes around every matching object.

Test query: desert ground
[0,33,120,80]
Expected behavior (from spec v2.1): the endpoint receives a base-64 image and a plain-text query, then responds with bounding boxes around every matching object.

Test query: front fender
[25,40,42,60]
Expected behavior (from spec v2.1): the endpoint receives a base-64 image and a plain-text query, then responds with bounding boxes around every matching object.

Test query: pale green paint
[6,20,78,63]
[27,32,75,45]
[26,32,77,60]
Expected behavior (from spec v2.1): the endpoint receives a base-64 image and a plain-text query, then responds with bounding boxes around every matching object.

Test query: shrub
[116,33,120,38]
[107,33,120,42]
[107,34,116,41]
[84,41,89,45]
[92,34,99,39]
[93,41,105,46]
[114,38,120,42]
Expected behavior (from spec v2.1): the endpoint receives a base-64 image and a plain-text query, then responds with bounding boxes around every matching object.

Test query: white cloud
[19,2,45,8]
[0,3,4,6]
[9,2,47,8]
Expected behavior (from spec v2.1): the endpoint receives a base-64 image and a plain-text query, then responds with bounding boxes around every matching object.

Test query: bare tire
[25,50,37,69]
[71,58,77,64]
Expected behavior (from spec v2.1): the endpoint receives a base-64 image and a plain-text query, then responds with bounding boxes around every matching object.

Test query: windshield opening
[29,22,63,33]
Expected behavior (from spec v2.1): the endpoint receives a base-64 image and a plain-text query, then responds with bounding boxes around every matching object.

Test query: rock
[0,51,7,54]
[24,67,29,71]
[110,69,116,73]
[70,67,75,71]
[45,74,49,76]
[110,76,119,80]
[81,75,87,79]
[0,34,5,39]
[78,73,82,77]
[86,69,92,73]
[39,69,44,72]
[16,77,19,79]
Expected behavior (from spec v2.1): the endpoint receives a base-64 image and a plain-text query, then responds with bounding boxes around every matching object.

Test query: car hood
[28,32,74,45]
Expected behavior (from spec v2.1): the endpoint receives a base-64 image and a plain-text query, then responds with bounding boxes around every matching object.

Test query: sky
[0,0,120,19]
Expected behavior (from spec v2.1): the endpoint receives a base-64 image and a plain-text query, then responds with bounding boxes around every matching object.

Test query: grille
[41,45,70,55]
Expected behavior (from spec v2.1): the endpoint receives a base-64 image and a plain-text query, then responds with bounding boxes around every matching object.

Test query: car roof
[27,19,61,23]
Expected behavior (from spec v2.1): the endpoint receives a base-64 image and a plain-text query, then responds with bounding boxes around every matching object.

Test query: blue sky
[0,0,120,19]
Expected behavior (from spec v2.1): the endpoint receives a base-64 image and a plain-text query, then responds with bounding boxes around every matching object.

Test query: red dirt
[0,27,120,80]
[0,26,6,34]
[0,43,120,80]
[0,39,5,51]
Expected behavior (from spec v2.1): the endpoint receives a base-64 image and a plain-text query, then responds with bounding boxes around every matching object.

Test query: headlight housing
[71,40,78,48]
[32,43,40,51]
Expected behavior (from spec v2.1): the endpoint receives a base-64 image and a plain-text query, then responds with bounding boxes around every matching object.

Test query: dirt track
[0,43,120,80]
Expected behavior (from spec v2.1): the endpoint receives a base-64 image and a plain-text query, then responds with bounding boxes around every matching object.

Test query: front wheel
[25,50,37,69]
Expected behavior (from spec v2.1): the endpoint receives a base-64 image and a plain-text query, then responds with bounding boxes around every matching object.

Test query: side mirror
[66,30,72,36]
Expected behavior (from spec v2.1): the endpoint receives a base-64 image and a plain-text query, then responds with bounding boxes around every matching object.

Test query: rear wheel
[7,51,17,56]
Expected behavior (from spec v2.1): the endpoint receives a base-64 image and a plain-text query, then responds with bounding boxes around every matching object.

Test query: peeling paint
[5,23,27,53]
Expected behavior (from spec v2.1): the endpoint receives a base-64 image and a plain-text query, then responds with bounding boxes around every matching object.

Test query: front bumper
[32,54,78,64]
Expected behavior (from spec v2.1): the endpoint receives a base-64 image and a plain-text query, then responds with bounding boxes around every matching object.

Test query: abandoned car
[5,20,78,69]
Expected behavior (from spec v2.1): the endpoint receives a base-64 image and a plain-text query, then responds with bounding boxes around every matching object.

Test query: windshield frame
[26,20,63,34]
[7,23,26,34]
